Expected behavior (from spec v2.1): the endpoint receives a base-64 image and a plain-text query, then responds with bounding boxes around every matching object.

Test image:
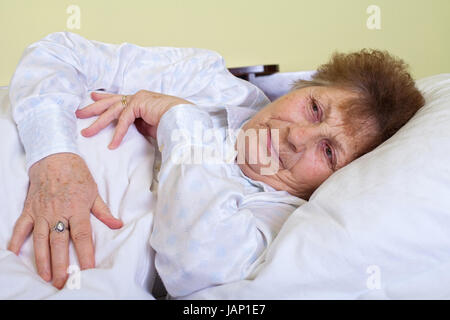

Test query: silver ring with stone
[52,221,69,233]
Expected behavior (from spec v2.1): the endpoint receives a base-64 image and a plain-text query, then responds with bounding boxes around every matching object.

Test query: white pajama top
[8,31,305,298]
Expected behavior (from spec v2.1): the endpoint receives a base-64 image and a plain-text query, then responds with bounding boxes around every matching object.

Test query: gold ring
[121,95,128,108]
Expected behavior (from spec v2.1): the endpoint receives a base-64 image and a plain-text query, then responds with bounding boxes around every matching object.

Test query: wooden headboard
[228,64,279,81]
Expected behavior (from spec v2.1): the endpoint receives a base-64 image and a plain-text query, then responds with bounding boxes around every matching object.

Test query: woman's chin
[239,161,277,187]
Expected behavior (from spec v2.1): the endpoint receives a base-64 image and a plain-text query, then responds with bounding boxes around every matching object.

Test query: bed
[1,52,450,299]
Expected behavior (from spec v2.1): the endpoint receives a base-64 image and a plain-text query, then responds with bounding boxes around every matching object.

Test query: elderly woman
[7,32,424,296]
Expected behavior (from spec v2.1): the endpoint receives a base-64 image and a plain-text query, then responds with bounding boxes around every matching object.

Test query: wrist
[29,152,82,176]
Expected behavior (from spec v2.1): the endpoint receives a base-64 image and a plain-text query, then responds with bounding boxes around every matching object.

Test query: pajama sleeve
[150,104,272,298]
[9,31,267,171]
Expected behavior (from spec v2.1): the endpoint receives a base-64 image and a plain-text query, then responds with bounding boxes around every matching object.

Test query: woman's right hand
[8,153,123,289]
[76,90,194,148]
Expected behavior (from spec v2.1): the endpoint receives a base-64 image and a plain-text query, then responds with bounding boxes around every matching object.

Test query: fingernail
[53,281,64,290]
[40,270,51,282]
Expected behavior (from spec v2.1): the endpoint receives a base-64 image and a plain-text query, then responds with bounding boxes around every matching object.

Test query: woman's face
[236,86,375,199]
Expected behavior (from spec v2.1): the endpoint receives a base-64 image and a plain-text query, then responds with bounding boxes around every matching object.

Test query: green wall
[1,0,449,85]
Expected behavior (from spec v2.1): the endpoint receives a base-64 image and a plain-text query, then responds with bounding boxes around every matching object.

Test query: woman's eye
[325,146,332,159]
[324,144,334,166]
[311,100,321,121]
[312,103,319,113]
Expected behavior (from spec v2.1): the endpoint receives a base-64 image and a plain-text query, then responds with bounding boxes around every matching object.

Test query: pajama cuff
[16,104,81,172]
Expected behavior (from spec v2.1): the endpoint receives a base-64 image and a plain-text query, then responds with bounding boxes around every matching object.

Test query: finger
[108,107,137,149]
[81,101,124,137]
[91,196,123,229]
[69,214,95,270]
[76,96,120,119]
[91,92,119,102]
[33,216,52,282]
[49,219,70,289]
[8,210,34,255]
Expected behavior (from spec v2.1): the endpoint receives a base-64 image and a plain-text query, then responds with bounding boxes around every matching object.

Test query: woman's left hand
[76,90,193,149]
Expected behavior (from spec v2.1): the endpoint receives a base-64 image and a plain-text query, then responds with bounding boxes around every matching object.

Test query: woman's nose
[286,124,317,154]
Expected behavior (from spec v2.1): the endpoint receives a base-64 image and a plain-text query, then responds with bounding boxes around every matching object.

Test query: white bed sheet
[0,87,157,299]
[4,71,448,300]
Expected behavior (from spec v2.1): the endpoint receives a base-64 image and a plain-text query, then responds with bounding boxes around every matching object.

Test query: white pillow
[183,74,450,299]
[250,71,315,101]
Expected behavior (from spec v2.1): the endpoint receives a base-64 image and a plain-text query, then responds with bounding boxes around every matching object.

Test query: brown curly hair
[292,49,425,156]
